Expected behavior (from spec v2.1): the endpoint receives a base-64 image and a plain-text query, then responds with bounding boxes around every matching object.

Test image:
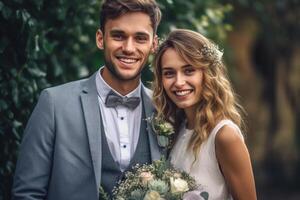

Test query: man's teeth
[119,57,137,64]
[175,90,192,96]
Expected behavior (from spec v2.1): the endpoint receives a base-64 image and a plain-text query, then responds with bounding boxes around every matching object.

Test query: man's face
[97,12,158,82]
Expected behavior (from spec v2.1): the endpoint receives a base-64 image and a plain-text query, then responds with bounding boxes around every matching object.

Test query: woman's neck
[184,107,196,129]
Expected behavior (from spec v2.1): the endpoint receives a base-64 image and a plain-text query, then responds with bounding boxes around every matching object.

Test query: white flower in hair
[200,43,223,63]
[215,45,224,61]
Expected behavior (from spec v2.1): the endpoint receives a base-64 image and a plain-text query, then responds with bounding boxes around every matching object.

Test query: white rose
[143,190,161,200]
[140,172,154,186]
[170,177,189,194]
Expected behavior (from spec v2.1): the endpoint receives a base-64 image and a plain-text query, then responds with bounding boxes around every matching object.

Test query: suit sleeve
[12,89,55,200]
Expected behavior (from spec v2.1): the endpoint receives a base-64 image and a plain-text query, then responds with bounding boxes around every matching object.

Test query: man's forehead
[104,12,154,35]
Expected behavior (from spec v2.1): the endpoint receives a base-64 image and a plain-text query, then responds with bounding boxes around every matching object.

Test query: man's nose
[122,38,135,53]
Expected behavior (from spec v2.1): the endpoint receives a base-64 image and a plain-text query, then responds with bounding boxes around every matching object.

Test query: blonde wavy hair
[152,29,244,160]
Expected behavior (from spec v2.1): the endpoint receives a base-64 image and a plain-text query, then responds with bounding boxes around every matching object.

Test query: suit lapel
[80,72,102,192]
[79,78,162,192]
[141,85,163,161]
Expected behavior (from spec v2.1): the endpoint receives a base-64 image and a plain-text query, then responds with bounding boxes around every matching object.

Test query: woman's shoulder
[213,119,245,151]
[212,119,244,145]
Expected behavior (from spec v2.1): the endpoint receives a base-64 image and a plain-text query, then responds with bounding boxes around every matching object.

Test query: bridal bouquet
[111,158,208,200]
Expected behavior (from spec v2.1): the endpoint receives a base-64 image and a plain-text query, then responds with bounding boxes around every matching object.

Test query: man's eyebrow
[135,32,150,37]
[109,29,125,35]
[109,30,151,38]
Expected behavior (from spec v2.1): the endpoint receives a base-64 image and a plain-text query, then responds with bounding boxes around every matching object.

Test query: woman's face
[161,48,204,113]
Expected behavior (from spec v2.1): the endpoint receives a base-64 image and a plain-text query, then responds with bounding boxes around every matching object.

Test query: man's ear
[96,29,104,50]
[151,35,159,53]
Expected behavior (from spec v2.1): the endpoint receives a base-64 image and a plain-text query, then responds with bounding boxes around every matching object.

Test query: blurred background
[0,0,299,199]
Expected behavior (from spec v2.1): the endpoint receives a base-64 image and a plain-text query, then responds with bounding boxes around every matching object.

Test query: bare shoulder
[215,124,257,200]
[215,124,244,149]
[215,123,249,173]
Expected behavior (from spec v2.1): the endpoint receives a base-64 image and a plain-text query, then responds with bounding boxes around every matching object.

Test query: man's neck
[100,67,140,96]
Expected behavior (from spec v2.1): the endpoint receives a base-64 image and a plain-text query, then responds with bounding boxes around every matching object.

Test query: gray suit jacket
[12,72,162,200]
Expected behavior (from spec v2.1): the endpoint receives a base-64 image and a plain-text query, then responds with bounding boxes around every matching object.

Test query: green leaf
[12,120,22,128]
[16,9,30,22]
[7,111,14,119]
[27,67,47,77]
[0,99,8,111]
[12,86,19,105]
[57,7,67,20]
[99,186,110,200]
[42,39,57,54]
[12,121,22,140]
[1,4,12,19]
[5,161,14,174]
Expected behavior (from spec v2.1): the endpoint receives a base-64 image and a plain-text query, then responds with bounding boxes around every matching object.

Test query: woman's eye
[162,71,175,77]
[185,68,195,75]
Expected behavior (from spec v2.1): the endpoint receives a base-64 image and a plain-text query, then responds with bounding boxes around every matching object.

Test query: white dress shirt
[95,68,142,171]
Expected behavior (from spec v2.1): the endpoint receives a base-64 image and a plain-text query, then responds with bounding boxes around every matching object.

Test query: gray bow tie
[105,90,140,110]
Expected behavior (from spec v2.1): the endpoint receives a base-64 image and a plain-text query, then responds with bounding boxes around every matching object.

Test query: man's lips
[116,56,139,64]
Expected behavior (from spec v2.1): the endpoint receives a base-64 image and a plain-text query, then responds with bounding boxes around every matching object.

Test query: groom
[12,0,162,199]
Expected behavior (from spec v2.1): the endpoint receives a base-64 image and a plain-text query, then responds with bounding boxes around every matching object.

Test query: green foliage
[158,0,233,42]
[99,185,110,200]
[0,0,232,199]
[228,0,300,46]
[0,0,100,199]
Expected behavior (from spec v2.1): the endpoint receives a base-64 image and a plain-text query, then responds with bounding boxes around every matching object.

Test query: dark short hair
[100,0,161,34]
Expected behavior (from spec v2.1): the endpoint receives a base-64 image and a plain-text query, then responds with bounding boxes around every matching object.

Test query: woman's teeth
[175,90,192,96]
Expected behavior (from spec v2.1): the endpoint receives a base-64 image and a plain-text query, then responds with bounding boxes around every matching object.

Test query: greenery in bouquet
[146,114,175,148]
[112,158,200,200]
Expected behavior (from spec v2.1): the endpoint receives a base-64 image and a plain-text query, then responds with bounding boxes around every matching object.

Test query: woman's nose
[174,73,186,87]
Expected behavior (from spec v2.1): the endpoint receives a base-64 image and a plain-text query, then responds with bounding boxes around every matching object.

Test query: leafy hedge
[0,0,231,199]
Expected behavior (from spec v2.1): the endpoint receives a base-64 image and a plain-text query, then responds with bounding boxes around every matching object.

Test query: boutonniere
[146,114,175,149]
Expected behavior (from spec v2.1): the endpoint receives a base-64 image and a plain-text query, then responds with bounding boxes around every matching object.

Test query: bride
[152,29,257,200]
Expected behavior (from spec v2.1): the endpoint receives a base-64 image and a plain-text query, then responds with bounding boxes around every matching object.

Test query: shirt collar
[96,67,142,102]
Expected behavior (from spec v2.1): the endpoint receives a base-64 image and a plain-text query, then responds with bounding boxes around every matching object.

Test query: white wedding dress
[170,120,244,200]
